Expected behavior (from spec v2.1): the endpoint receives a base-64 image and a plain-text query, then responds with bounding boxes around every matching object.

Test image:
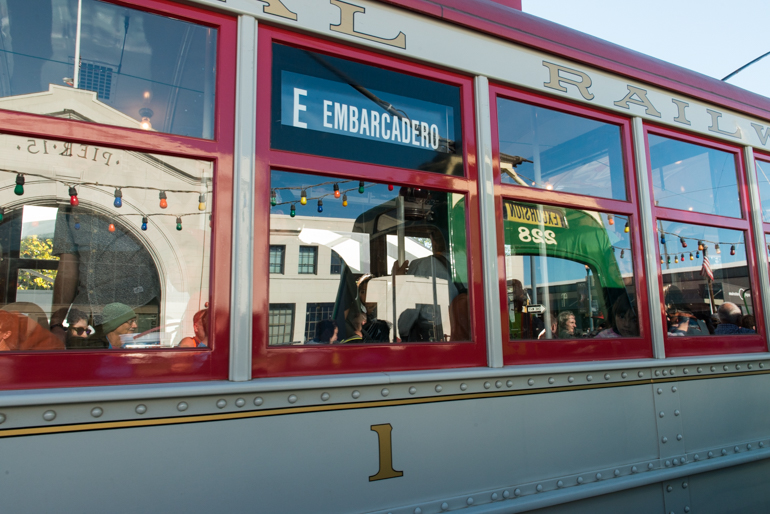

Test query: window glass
[268,303,294,345]
[330,250,342,275]
[271,43,463,175]
[756,160,770,223]
[269,170,469,345]
[497,98,627,200]
[269,245,284,274]
[659,221,753,336]
[0,134,211,351]
[502,201,637,339]
[0,0,217,139]
[648,134,741,218]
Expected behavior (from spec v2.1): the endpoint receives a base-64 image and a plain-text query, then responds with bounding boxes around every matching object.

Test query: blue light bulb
[74,222,80,230]
[141,217,148,231]
[114,197,122,208]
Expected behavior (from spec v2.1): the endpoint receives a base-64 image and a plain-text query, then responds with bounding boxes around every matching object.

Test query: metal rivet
[659,411,665,418]
[748,444,753,450]
[557,480,564,488]
[673,459,679,465]
[467,497,474,505]
[0,413,5,424]
[674,409,680,416]
[677,434,683,441]
[761,363,765,368]
[577,477,584,484]
[90,407,103,418]
[536,485,543,492]
[694,454,700,461]
[748,363,753,369]
[586,375,593,381]
[631,466,638,473]
[761,442,766,448]
[491,492,499,500]
[441,503,449,511]
[514,488,521,496]
[177,402,188,412]
[381,388,389,397]
[135,404,147,415]
[216,399,227,409]
[352,390,361,399]
[596,473,602,479]
[670,369,675,375]
[667,485,673,492]
[708,451,714,458]
[409,387,417,395]
[722,449,727,455]
[254,397,264,406]
[683,368,689,374]
[662,437,668,443]
[665,460,671,467]
[655,370,660,376]
[724,365,729,371]
[648,463,654,469]
[685,507,691,513]
[697,367,703,373]
[460,383,468,391]
[682,482,688,489]
[621,372,628,379]
[638,371,644,378]
[548,377,555,384]
[288,394,298,404]
[495,381,503,388]
[681,455,686,463]
[484,381,491,389]
[662,370,668,376]
[321,392,330,401]
[711,366,716,372]
[734,446,740,452]
[435,385,443,393]
[604,373,611,380]
[414,508,422,514]
[736,365,741,370]
[235,398,245,408]
[568,376,575,383]
[503,490,510,498]
[506,380,513,388]
[671,386,677,392]
[527,379,534,386]
[614,469,620,476]
[657,388,663,395]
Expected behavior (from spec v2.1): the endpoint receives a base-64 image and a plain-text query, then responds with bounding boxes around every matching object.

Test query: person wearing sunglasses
[64,308,92,349]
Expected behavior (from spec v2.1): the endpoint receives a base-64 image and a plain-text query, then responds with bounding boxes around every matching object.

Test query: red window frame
[489,85,653,364]
[644,124,766,356]
[253,26,487,377]
[0,0,237,390]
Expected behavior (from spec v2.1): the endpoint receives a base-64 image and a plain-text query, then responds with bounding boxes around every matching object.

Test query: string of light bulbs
[271,180,386,216]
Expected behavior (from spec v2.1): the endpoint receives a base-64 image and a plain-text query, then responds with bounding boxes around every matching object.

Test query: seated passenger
[65,308,93,349]
[714,302,755,335]
[557,310,577,339]
[97,303,138,349]
[307,319,338,344]
[0,310,64,351]
[179,308,209,347]
[741,314,756,332]
[538,316,558,340]
[595,296,639,338]
[340,312,366,344]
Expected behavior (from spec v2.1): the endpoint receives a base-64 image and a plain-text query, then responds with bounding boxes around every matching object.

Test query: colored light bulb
[270,189,277,207]
[620,249,624,259]
[14,174,24,196]
[624,222,629,233]
[113,188,122,208]
[342,193,348,207]
[607,214,614,225]
[660,234,666,244]
[176,217,182,231]
[660,256,664,264]
[159,191,168,209]
[290,203,296,217]
[141,216,148,231]
[300,189,307,205]
[681,253,684,261]
[696,250,700,259]
[358,181,365,194]
[74,216,80,231]
[0,207,4,223]
[675,256,679,264]
[198,193,206,211]
[68,186,79,206]
[667,256,671,264]
[388,184,394,192]
[333,183,340,198]
[680,237,687,248]
[108,223,116,232]
[690,253,694,260]
[715,244,721,254]
[698,240,704,251]
[317,199,323,213]
[730,245,736,255]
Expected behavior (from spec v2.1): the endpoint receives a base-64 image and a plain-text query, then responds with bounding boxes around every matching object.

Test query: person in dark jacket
[714,302,755,335]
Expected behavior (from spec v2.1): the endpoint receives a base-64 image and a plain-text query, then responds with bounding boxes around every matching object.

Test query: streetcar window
[269,170,470,345]
[502,201,637,340]
[0,0,217,139]
[658,222,753,336]
[649,134,741,218]
[0,135,211,351]
[271,43,463,176]
[496,98,627,200]
[756,160,770,223]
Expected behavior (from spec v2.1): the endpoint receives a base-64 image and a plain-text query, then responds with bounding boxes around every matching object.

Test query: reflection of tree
[17,236,59,290]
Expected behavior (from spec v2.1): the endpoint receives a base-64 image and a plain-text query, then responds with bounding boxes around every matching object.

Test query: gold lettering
[330,0,406,49]
[542,61,595,101]
[369,424,404,481]
[751,123,770,146]
[671,99,691,125]
[706,109,741,139]
[613,86,661,117]
[257,0,297,20]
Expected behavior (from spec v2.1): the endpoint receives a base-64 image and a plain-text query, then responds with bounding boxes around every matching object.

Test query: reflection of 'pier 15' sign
[20,139,119,167]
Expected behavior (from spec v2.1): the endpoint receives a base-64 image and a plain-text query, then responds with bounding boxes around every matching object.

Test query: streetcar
[2,1,770,513]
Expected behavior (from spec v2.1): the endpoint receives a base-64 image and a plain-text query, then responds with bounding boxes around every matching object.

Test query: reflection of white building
[0,86,210,343]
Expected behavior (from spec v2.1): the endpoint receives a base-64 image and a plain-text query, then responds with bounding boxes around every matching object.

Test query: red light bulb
[108,223,116,232]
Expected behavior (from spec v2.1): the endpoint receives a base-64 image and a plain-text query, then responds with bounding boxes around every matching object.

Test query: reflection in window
[269,245,285,274]
[269,303,294,345]
[298,246,318,274]
[503,201,637,340]
[659,221,754,336]
[497,98,626,200]
[649,134,740,218]
[756,160,770,223]
[269,170,470,345]
[0,134,211,351]
[330,250,342,275]
[0,0,216,138]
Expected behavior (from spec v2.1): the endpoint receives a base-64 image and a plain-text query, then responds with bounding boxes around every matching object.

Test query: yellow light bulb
[198,202,206,211]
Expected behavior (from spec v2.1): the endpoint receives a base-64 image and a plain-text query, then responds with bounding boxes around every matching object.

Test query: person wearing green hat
[99,303,138,349]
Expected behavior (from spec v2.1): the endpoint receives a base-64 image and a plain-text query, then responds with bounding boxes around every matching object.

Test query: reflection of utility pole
[73,0,83,88]
[585,266,594,332]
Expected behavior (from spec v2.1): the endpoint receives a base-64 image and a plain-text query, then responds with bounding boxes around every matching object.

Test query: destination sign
[281,71,455,152]
[504,202,565,228]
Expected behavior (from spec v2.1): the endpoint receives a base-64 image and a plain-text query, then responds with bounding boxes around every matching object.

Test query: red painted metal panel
[0,0,237,389]
[253,26,487,377]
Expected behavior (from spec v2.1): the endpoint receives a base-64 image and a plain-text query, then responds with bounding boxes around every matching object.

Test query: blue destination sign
[281,71,455,152]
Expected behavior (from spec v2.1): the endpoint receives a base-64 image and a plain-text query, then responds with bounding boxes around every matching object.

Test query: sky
[523,0,770,100]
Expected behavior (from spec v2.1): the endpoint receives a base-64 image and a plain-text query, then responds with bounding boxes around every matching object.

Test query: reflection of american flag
[701,252,714,281]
